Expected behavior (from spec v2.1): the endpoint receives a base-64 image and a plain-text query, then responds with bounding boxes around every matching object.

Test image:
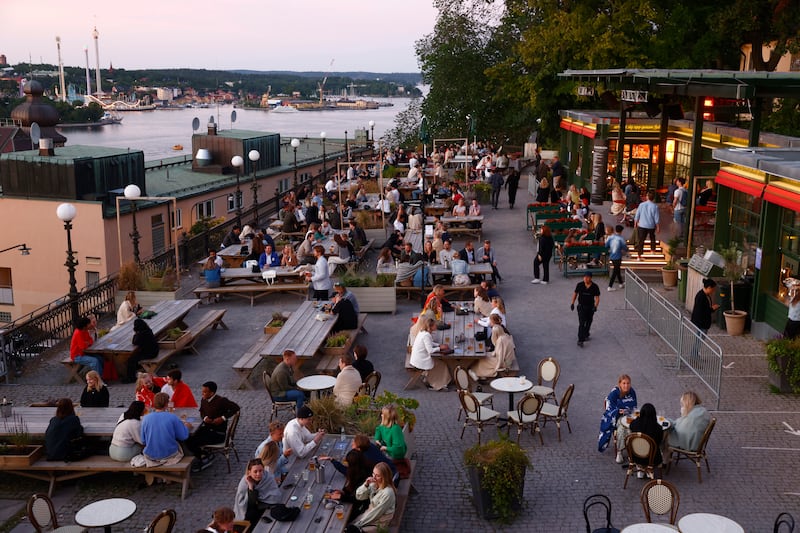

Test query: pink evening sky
[2,0,438,73]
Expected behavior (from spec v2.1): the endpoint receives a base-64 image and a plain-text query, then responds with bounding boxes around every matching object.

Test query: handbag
[475,330,487,342]
[270,504,300,522]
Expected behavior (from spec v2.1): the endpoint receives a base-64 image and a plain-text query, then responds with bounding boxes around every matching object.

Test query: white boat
[271,105,299,114]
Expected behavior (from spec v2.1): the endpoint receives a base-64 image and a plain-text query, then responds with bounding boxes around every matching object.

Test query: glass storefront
[778,208,800,300]
[730,189,762,268]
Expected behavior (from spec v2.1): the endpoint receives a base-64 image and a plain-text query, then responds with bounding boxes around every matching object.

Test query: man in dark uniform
[570,272,600,347]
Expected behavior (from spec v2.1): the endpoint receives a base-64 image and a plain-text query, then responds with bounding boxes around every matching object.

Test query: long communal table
[430,302,489,372]
[259,301,337,359]
[252,434,354,533]
[85,299,199,375]
[220,266,308,286]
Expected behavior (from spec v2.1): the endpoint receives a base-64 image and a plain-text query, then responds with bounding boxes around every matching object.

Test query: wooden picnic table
[376,263,491,278]
[86,299,199,375]
[423,202,449,216]
[431,302,489,372]
[0,407,197,438]
[220,267,308,286]
[424,215,484,226]
[251,434,354,533]
[217,243,249,268]
[260,301,337,359]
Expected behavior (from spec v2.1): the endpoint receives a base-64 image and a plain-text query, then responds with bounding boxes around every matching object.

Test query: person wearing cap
[570,272,600,347]
[334,282,360,315]
[283,406,325,459]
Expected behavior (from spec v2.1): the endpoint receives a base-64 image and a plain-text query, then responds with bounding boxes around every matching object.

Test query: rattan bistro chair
[538,383,574,441]
[27,493,86,533]
[364,370,382,398]
[262,370,296,421]
[666,417,716,483]
[458,390,500,445]
[454,366,494,421]
[200,411,241,473]
[530,357,561,404]
[507,392,544,445]
[144,509,177,533]
[774,512,796,533]
[624,432,659,489]
[640,479,680,526]
[583,494,620,533]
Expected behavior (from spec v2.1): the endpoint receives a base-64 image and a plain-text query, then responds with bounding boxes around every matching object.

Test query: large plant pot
[467,465,525,521]
[0,445,44,467]
[348,287,396,314]
[723,310,747,336]
[661,268,678,288]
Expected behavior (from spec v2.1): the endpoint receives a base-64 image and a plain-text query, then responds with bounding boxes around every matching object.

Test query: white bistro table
[297,374,337,400]
[621,523,679,532]
[75,497,136,532]
[490,377,533,412]
[678,513,744,533]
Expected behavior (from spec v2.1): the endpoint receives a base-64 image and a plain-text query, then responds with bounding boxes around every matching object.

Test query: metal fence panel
[647,287,683,356]
[624,270,649,322]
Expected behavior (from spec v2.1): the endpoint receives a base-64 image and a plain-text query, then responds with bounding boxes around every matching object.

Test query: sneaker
[637,471,645,479]
[620,283,625,288]
[468,369,479,382]
[577,340,584,347]
[191,458,203,473]
[200,455,216,471]
[607,286,616,292]
[541,281,548,285]
[615,452,624,464]
[531,279,541,284]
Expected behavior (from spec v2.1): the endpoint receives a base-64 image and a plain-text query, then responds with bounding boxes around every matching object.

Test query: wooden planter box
[264,313,292,334]
[0,445,44,468]
[158,331,191,351]
[320,337,354,358]
[348,287,396,314]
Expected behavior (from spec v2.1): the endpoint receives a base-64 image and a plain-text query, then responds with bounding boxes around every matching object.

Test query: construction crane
[317,58,335,105]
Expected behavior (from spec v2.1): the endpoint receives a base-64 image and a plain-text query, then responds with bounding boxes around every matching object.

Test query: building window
[171,208,182,230]
[729,190,762,268]
[227,193,243,213]
[197,200,214,219]
[278,178,291,193]
[0,268,12,305]
[0,312,11,323]
[85,271,100,289]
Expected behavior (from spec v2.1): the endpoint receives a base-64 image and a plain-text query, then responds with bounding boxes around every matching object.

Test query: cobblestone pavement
[2,178,796,532]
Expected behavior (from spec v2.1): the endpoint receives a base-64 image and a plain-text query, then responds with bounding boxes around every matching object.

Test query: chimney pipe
[207,122,217,135]
[39,138,54,156]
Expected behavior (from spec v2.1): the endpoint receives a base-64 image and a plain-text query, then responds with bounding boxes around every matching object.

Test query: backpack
[679,188,688,207]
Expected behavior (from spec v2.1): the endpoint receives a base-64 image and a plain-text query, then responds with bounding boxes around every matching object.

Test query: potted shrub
[116,261,178,309]
[719,244,748,335]
[264,312,290,334]
[472,182,492,204]
[339,273,397,314]
[660,236,682,288]
[464,438,531,523]
[766,337,800,393]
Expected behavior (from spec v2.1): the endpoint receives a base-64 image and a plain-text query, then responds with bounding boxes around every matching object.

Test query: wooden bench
[2,455,194,499]
[447,226,482,240]
[315,314,368,374]
[232,333,274,390]
[60,358,87,384]
[138,347,180,375]
[388,459,417,533]
[192,283,308,306]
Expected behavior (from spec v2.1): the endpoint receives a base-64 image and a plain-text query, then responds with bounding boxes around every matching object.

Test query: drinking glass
[335,505,345,520]
[303,492,313,510]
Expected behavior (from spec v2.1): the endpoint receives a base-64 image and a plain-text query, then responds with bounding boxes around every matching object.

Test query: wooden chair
[453,366,494,421]
[144,509,177,533]
[774,512,796,533]
[200,411,241,473]
[458,390,500,445]
[666,417,716,483]
[26,493,86,533]
[262,370,296,422]
[507,393,544,445]
[538,383,574,441]
[530,357,560,404]
[623,432,659,489]
[232,520,251,533]
[364,370,382,399]
[582,494,620,533]
[640,479,680,526]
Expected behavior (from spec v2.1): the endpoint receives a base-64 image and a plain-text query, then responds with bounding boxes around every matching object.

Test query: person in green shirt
[373,405,406,460]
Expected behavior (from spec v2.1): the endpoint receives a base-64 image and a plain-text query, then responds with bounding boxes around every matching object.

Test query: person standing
[306,244,332,300]
[672,177,688,238]
[550,156,565,190]
[506,170,520,209]
[605,224,628,291]
[488,168,504,209]
[691,278,719,334]
[571,272,600,347]
[531,225,555,285]
[633,190,660,260]
[785,288,800,339]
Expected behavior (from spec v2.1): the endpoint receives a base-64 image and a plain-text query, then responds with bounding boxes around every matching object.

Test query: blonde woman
[114,291,140,329]
[668,391,711,453]
[80,370,110,407]
[610,182,626,216]
[477,296,507,328]
[470,314,517,379]
[374,405,407,460]
[409,317,451,391]
[258,440,283,484]
[350,462,397,532]
[281,244,299,267]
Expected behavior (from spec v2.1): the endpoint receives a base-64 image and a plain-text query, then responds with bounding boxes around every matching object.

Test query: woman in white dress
[409,317,451,391]
[113,291,141,330]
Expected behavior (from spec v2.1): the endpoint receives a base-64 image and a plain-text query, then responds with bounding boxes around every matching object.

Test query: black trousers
[785,319,800,340]
[185,424,225,457]
[491,188,501,208]
[533,254,551,282]
[577,305,595,342]
[636,227,657,256]
[609,259,623,287]
[508,187,518,207]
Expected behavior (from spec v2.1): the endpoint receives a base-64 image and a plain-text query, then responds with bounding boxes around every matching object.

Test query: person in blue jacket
[258,244,280,268]
[597,374,637,463]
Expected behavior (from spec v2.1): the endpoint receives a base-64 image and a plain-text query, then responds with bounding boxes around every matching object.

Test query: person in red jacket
[70,316,104,375]
[153,368,198,408]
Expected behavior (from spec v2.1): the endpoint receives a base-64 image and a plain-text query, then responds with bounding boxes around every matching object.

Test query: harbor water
[60,98,412,160]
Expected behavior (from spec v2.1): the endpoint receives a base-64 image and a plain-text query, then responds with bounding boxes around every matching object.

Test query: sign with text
[620,90,648,103]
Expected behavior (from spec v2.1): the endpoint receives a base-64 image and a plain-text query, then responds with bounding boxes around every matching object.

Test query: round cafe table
[621,523,679,532]
[620,414,672,430]
[678,512,744,533]
[75,497,136,532]
[297,374,337,400]
[490,377,533,412]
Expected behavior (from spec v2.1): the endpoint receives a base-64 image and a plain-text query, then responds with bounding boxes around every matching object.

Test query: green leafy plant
[718,244,744,312]
[464,437,531,523]
[349,391,419,431]
[268,313,288,328]
[2,414,30,450]
[164,327,185,341]
[663,235,683,270]
[189,216,225,237]
[307,396,351,434]
[766,337,800,393]
[325,332,350,348]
